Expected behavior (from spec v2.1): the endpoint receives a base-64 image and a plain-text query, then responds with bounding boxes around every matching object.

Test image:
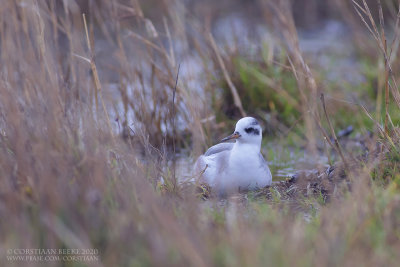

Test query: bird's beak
[220,132,241,143]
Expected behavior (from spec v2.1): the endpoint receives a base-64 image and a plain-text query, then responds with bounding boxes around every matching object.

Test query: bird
[195,117,272,195]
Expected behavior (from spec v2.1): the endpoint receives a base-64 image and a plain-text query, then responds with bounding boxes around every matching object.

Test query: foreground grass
[1,0,400,266]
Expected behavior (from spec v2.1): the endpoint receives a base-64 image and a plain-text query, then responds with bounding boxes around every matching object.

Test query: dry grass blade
[360,104,396,148]
[208,32,246,117]
[352,0,399,130]
[171,63,181,185]
[240,62,300,110]
[82,13,114,139]
[389,5,400,60]
[72,53,91,64]
[126,31,174,67]
[265,0,319,153]
[320,93,348,168]
[163,17,176,68]
[377,0,390,133]
[378,0,390,133]
[352,1,381,44]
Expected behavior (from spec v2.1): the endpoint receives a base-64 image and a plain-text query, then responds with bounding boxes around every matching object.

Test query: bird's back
[204,143,234,156]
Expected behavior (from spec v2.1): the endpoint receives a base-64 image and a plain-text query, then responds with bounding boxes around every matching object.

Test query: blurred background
[55,0,399,176]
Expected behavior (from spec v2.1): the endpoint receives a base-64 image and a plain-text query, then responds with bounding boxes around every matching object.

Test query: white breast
[224,144,271,190]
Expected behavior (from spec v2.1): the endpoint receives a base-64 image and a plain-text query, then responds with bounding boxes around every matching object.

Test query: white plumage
[195,117,272,195]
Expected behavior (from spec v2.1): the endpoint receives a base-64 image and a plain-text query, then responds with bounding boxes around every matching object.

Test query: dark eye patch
[245,127,260,135]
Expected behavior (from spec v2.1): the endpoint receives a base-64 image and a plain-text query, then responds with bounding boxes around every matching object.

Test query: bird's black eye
[245,127,260,135]
[245,127,253,134]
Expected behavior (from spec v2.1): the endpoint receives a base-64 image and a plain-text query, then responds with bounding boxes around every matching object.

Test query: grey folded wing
[204,143,234,156]
[195,144,232,185]
[259,153,272,176]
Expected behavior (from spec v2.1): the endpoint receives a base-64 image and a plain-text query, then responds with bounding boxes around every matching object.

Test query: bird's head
[220,117,262,145]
